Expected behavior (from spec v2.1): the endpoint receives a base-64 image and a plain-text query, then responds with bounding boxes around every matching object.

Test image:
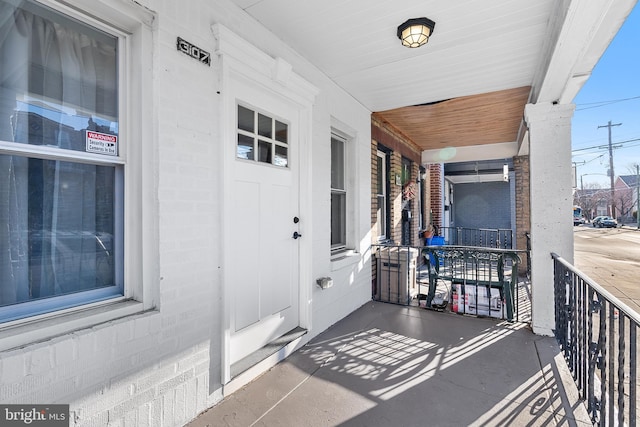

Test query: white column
[524,102,575,336]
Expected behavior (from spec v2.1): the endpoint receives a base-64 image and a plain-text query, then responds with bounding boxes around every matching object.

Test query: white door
[226,97,301,365]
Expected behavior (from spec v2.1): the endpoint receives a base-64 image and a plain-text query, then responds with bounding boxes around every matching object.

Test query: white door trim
[213,24,318,384]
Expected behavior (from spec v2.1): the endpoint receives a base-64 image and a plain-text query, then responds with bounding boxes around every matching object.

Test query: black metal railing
[372,243,526,322]
[423,245,521,321]
[439,227,513,249]
[553,253,639,426]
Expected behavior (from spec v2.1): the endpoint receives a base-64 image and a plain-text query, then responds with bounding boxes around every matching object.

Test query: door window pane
[238,105,254,132]
[275,120,288,143]
[258,113,272,138]
[258,140,272,164]
[237,134,254,160]
[274,146,288,167]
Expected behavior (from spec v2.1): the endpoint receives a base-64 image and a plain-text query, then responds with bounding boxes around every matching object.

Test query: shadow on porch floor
[188,302,591,426]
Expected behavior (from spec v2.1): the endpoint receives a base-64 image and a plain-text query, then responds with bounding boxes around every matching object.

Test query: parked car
[573,216,585,226]
[599,216,618,228]
[593,216,617,228]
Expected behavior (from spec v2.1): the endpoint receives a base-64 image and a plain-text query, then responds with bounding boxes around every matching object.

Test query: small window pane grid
[331,135,346,250]
[0,1,124,323]
[237,105,289,167]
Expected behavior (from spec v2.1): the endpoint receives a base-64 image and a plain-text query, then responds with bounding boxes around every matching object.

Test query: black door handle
[292,231,302,239]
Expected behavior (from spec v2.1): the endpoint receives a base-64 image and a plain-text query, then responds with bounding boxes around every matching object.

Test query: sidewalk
[188,302,591,427]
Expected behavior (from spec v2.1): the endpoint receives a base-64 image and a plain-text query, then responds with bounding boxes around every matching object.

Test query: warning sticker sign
[86,130,118,156]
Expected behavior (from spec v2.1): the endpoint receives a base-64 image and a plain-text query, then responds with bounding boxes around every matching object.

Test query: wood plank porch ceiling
[372,86,531,151]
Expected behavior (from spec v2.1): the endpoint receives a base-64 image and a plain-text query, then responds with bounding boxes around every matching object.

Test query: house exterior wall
[614,176,638,222]
[370,118,422,245]
[514,156,531,274]
[370,119,424,295]
[574,188,610,219]
[0,1,371,425]
[428,164,444,231]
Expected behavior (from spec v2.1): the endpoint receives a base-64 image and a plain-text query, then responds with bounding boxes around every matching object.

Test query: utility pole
[598,121,622,219]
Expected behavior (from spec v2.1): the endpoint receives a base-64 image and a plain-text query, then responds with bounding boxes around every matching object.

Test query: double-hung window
[331,134,346,251]
[376,150,388,241]
[0,0,124,323]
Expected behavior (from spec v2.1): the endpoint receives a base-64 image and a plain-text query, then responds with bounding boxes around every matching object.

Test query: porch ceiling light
[397,17,436,48]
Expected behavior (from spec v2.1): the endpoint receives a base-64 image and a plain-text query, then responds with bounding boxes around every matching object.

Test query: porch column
[524,102,575,336]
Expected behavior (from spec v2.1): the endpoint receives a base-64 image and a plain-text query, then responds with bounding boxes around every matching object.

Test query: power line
[572,137,640,153]
[618,141,640,150]
[576,95,640,111]
[583,154,604,164]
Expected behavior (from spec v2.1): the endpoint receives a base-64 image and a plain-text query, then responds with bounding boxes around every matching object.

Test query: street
[573,224,640,313]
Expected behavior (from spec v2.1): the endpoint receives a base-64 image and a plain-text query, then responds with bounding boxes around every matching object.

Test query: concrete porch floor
[188,302,592,427]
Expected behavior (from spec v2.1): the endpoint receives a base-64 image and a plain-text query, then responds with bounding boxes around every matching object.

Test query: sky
[571,3,640,190]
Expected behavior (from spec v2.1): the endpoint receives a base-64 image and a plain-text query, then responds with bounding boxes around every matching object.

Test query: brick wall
[410,161,420,244]
[0,316,216,426]
[514,155,531,274]
[428,164,443,231]
[370,117,423,245]
[371,118,426,293]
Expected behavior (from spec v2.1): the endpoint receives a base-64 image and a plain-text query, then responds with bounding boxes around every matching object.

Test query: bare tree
[613,188,635,223]
[620,163,640,222]
[615,164,639,224]
[574,183,607,221]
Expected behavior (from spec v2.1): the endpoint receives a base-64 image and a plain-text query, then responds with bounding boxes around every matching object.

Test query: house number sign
[176,37,211,66]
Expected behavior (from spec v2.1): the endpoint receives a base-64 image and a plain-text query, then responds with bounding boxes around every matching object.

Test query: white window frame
[0,0,155,351]
[331,133,347,252]
[329,120,359,262]
[376,150,388,241]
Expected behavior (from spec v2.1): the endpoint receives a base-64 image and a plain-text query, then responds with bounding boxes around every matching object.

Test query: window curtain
[0,2,117,307]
